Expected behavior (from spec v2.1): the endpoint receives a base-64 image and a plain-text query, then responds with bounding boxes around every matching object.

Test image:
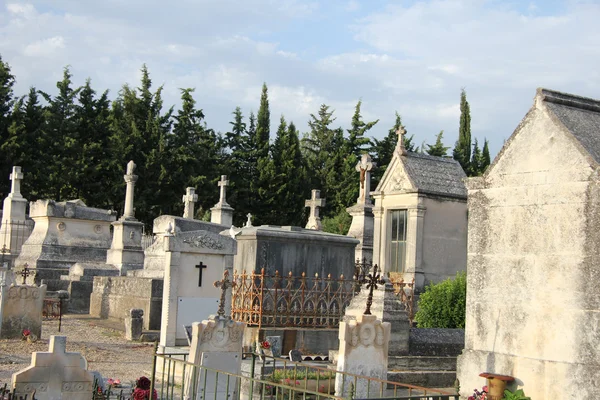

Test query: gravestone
[305,189,325,230]
[0,279,46,339]
[124,308,143,341]
[210,175,234,226]
[182,187,198,219]
[289,349,302,362]
[265,336,282,358]
[335,314,391,398]
[346,154,376,263]
[0,166,30,257]
[12,335,94,400]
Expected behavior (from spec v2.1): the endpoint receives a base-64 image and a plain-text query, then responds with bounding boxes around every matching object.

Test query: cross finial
[245,213,253,227]
[361,264,385,315]
[355,154,375,204]
[305,189,326,230]
[217,175,230,206]
[182,187,198,219]
[396,126,407,155]
[126,160,136,176]
[9,166,24,198]
[19,263,32,285]
[213,270,236,318]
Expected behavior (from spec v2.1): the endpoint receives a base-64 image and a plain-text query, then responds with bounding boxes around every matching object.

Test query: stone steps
[387,370,457,388]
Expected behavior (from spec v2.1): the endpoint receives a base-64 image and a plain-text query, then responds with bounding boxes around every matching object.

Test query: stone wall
[89,276,162,330]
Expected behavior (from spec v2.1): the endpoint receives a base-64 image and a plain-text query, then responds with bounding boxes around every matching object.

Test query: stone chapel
[372,127,468,291]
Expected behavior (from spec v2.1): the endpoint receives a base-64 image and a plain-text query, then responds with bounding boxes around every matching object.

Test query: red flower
[261,341,271,349]
[22,329,31,337]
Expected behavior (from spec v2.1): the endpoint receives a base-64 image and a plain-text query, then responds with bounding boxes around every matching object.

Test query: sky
[1,0,599,158]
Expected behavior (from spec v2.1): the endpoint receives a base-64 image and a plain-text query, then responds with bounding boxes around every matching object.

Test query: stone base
[108,219,144,275]
[210,204,234,226]
[106,248,144,275]
[346,203,374,264]
[63,262,119,313]
[457,349,600,400]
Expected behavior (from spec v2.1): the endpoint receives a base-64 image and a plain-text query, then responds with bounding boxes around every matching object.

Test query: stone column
[182,187,198,219]
[305,189,326,230]
[347,154,376,263]
[405,206,426,290]
[107,161,144,275]
[0,166,29,256]
[335,314,391,398]
[211,175,234,226]
[372,205,384,268]
[159,243,180,348]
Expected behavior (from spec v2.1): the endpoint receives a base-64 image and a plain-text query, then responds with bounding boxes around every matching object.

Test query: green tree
[255,84,274,224]
[482,138,491,173]
[0,55,15,196]
[453,89,471,174]
[371,111,401,187]
[426,130,450,157]
[414,271,467,329]
[470,138,485,176]
[321,209,352,235]
[224,107,252,225]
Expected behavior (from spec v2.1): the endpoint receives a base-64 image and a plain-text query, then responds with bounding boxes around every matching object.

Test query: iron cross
[19,263,32,285]
[195,262,207,287]
[362,264,385,315]
[213,270,236,318]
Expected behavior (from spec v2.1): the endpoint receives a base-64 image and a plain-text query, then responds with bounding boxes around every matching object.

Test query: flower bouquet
[132,376,157,400]
[468,385,488,400]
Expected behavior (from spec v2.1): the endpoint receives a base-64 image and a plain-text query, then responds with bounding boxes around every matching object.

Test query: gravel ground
[0,315,155,390]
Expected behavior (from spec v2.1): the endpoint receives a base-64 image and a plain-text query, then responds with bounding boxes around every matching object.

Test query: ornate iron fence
[231,269,358,329]
[391,277,416,324]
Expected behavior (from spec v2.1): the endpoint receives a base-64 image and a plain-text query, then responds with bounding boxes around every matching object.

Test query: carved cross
[396,126,407,155]
[9,166,24,197]
[126,160,136,176]
[182,187,198,219]
[355,154,375,204]
[362,264,385,315]
[217,175,230,205]
[305,189,326,230]
[213,270,236,318]
[19,263,32,285]
[246,213,253,227]
[195,262,207,287]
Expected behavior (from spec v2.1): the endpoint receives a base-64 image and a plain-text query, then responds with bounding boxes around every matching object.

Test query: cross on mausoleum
[396,125,407,155]
[19,263,32,285]
[9,166,23,198]
[213,270,235,318]
[362,264,385,315]
[218,175,230,206]
[195,261,207,287]
[246,213,253,227]
[355,154,375,204]
[182,187,198,219]
[305,189,326,230]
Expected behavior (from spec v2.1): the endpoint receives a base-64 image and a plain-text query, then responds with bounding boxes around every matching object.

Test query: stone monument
[106,160,144,275]
[12,335,94,400]
[346,154,376,263]
[182,187,198,219]
[305,189,325,230]
[211,175,234,226]
[0,166,30,258]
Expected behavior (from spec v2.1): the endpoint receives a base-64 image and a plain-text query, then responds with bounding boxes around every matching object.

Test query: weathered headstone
[305,189,325,230]
[182,187,198,219]
[210,175,234,226]
[124,308,143,341]
[0,166,30,256]
[289,349,302,362]
[0,281,46,339]
[265,336,282,358]
[12,335,94,400]
[335,314,391,398]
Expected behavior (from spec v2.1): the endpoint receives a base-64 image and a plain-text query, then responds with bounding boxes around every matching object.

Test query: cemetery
[0,50,597,399]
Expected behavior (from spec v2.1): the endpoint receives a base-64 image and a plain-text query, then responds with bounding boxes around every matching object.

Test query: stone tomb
[16,199,116,290]
[0,274,46,339]
[160,229,237,347]
[12,335,94,400]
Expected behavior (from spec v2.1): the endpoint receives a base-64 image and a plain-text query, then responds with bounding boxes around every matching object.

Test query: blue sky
[1,0,599,159]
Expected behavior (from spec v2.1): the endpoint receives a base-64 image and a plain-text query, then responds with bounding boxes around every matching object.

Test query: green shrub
[414,271,466,328]
[321,210,352,235]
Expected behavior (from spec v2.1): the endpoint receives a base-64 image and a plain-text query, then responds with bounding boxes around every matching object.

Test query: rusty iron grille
[231,269,358,329]
[42,298,61,320]
[391,276,416,324]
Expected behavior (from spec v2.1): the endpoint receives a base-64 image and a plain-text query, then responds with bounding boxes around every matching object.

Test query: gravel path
[0,315,155,390]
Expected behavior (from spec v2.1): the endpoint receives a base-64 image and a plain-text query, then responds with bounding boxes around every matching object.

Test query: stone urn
[479,372,515,400]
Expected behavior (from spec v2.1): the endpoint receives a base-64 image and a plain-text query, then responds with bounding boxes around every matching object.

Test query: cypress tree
[371,111,401,187]
[224,107,251,225]
[482,139,491,173]
[453,89,472,174]
[255,83,270,159]
[471,139,484,176]
[426,130,450,157]
[0,56,15,196]
[255,84,273,223]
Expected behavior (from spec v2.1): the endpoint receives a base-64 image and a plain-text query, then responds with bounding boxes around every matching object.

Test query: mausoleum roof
[540,88,600,164]
[402,152,467,198]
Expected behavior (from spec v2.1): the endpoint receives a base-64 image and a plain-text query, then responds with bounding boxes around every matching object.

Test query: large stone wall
[457,100,600,399]
[89,276,162,330]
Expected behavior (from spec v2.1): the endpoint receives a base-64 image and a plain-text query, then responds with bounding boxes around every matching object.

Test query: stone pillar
[211,175,234,226]
[405,206,426,290]
[347,154,376,263]
[184,316,245,400]
[107,161,144,275]
[124,308,144,341]
[335,314,391,399]
[372,205,384,268]
[305,189,326,230]
[182,187,198,219]
[0,166,29,256]
[159,248,181,348]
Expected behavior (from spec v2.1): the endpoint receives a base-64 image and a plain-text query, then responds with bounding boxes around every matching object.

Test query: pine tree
[453,89,472,174]
[371,111,401,187]
[0,55,15,196]
[482,138,491,173]
[255,83,270,159]
[255,84,273,224]
[426,130,450,157]
[224,107,252,225]
[470,139,484,176]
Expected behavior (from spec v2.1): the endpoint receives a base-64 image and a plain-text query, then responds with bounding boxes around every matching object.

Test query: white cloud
[6,3,36,17]
[23,36,66,57]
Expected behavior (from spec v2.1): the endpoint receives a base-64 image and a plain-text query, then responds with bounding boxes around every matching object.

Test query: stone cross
[9,166,24,198]
[19,263,32,285]
[305,189,326,230]
[246,213,253,227]
[217,175,230,206]
[396,126,407,155]
[182,187,198,219]
[362,264,385,315]
[213,270,235,318]
[123,160,138,220]
[195,261,207,287]
[355,154,375,204]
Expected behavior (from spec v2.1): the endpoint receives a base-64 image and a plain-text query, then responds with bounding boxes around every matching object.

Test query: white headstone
[305,189,326,230]
[217,175,230,206]
[211,175,234,226]
[355,154,375,205]
[182,187,198,219]
[9,166,24,199]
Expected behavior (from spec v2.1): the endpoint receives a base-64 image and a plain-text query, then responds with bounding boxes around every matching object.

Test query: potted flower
[22,329,38,343]
[132,376,157,400]
[478,373,515,400]
[469,385,487,400]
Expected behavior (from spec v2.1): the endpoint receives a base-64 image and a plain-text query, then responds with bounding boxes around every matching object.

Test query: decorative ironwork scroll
[391,276,416,325]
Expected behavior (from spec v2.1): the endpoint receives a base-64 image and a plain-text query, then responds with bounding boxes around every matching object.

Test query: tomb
[372,126,468,290]
[457,89,600,399]
[16,198,116,291]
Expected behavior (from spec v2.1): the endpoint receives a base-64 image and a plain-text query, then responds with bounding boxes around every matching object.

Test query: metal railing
[0,219,34,268]
[150,346,457,400]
